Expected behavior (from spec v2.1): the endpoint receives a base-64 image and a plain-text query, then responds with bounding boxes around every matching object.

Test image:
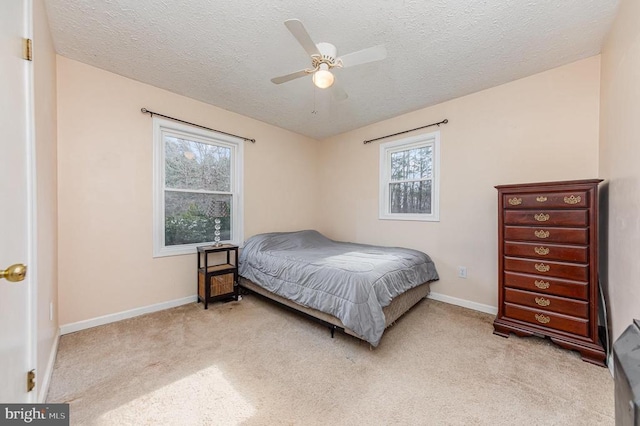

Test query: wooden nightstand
[197,244,239,309]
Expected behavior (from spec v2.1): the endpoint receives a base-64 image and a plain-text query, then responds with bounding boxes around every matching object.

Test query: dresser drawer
[504,210,588,227]
[504,191,588,209]
[504,288,588,318]
[504,272,589,300]
[504,303,589,337]
[504,226,588,245]
[504,257,588,281]
[504,241,588,263]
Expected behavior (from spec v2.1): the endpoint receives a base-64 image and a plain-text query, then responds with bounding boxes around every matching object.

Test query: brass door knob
[0,264,27,282]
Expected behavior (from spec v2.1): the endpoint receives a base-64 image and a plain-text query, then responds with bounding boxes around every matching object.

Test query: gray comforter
[239,230,439,346]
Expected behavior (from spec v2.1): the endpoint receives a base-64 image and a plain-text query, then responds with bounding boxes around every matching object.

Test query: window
[153,117,243,257]
[379,131,440,221]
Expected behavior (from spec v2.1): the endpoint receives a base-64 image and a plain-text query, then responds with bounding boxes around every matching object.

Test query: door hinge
[23,38,33,61]
[27,370,35,392]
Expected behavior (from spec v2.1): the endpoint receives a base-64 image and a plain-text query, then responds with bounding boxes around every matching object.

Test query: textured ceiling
[44,0,619,140]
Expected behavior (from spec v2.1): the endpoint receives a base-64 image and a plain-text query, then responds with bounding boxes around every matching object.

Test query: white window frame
[379,131,440,222]
[152,117,244,257]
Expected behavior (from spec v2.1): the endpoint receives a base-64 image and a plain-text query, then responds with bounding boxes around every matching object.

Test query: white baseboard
[59,295,197,335]
[427,291,498,315]
[38,331,59,403]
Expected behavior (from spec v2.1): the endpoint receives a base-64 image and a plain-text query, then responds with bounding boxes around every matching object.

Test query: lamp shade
[312,68,334,89]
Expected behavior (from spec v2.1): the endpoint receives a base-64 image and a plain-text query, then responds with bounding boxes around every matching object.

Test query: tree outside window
[379,131,440,222]
[153,118,243,257]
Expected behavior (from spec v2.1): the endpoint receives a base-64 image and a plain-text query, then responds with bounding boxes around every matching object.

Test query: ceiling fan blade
[339,45,387,68]
[331,84,349,102]
[271,69,309,84]
[284,19,321,57]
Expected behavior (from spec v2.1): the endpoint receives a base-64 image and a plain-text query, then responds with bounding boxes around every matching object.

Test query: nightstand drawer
[504,226,588,245]
[504,303,589,337]
[504,241,588,263]
[505,288,588,318]
[199,271,234,299]
[504,210,588,227]
[504,257,588,281]
[504,272,588,300]
[504,191,588,209]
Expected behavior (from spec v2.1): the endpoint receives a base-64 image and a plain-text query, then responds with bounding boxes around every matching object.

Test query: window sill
[153,241,236,258]
[378,214,440,222]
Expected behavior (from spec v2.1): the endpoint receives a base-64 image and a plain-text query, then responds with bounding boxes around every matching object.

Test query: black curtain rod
[141,108,256,143]
[363,119,449,144]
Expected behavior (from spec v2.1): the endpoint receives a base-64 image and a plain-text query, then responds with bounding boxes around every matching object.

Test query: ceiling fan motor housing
[315,42,338,67]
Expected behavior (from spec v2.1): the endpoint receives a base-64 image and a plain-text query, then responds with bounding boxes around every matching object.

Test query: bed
[238,230,439,346]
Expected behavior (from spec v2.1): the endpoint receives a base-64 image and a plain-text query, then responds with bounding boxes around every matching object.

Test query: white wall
[318,56,601,309]
[599,0,640,341]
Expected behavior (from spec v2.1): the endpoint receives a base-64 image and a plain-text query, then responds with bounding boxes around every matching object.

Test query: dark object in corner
[614,319,640,426]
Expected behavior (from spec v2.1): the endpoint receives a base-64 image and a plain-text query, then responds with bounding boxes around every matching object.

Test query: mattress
[239,230,439,346]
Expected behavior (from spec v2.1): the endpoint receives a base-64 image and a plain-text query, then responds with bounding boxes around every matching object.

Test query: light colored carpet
[47,295,614,425]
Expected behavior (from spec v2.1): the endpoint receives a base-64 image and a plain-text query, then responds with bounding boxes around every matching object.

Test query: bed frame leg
[330,325,336,338]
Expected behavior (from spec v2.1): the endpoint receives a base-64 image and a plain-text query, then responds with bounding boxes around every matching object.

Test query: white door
[0,0,35,403]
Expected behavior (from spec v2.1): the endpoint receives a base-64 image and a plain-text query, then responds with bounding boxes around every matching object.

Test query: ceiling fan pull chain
[311,86,317,115]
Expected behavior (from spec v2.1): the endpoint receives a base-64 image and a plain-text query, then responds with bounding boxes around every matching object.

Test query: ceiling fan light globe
[313,69,334,89]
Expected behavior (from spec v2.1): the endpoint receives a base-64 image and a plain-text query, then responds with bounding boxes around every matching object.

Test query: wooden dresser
[493,179,605,366]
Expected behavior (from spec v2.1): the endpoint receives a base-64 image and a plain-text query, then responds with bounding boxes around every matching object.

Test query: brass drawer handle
[564,195,581,205]
[534,213,550,222]
[535,280,550,289]
[534,246,549,255]
[508,197,522,206]
[536,196,547,202]
[535,263,550,272]
[535,313,551,324]
[534,230,550,239]
[535,297,550,307]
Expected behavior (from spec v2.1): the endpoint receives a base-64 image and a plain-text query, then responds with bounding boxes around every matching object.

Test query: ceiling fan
[271,19,387,98]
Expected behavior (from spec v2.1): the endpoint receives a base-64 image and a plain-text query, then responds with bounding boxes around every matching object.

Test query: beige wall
[57,57,319,325]
[318,56,601,308]
[55,52,610,330]
[599,0,640,341]
[33,0,58,399]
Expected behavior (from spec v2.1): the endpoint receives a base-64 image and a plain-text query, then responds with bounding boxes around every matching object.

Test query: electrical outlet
[457,266,467,279]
